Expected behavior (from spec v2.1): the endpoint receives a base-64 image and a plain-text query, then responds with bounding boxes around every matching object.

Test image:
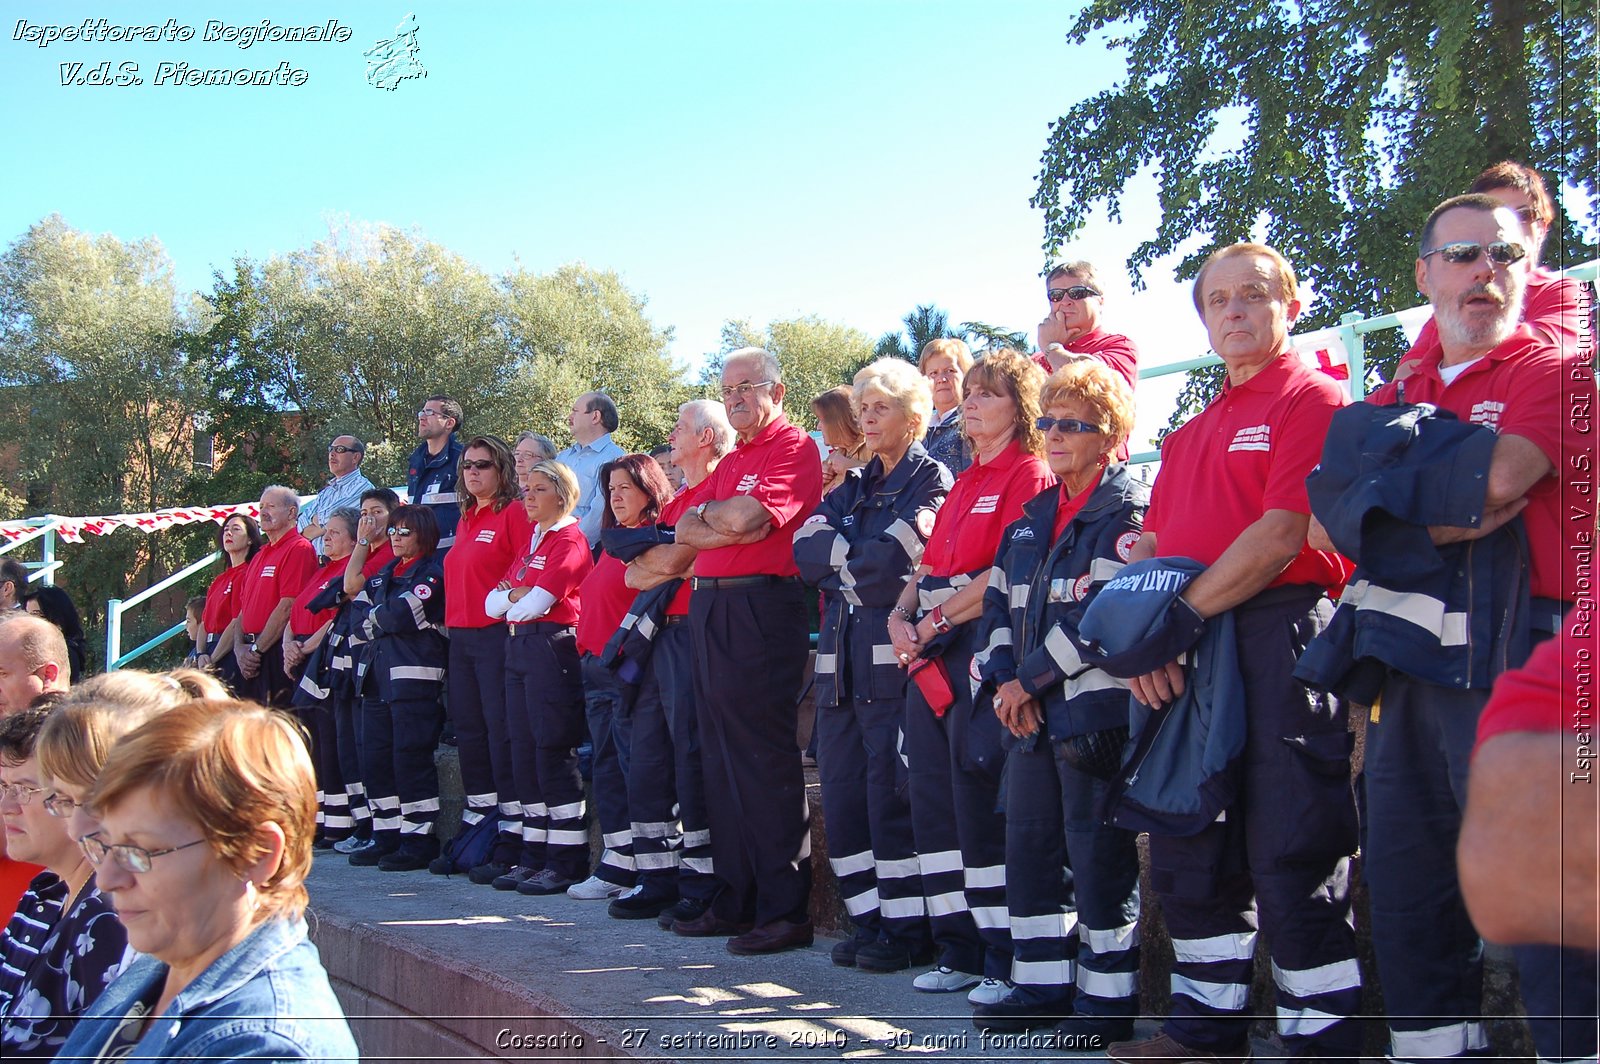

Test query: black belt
[690,575,799,591]
[507,621,574,637]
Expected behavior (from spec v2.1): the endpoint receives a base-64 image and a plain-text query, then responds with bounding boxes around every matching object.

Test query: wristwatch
[696,502,710,519]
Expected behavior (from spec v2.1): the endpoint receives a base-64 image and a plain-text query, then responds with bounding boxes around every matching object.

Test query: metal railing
[0,517,64,587]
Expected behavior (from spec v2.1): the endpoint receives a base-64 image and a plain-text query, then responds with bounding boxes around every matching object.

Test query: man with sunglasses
[407,395,465,552]
[1352,193,1599,1064]
[299,435,374,556]
[1036,261,1140,390]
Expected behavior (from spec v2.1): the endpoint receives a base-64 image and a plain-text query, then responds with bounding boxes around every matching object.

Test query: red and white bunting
[0,501,262,545]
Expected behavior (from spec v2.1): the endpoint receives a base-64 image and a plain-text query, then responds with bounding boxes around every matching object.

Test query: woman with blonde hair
[813,385,869,494]
[54,699,357,1062]
[918,338,975,475]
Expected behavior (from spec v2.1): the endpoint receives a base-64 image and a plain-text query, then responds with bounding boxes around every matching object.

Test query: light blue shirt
[557,432,624,547]
[299,467,375,554]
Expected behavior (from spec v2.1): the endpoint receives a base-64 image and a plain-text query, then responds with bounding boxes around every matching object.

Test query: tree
[875,304,961,363]
[1034,0,1597,417]
[702,316,875,431]
[960,321,1032,355]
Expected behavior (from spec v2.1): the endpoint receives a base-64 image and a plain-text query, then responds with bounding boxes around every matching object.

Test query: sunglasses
[1420,241,1527,266]
[1047,285,1100,303]
[327,445,360,455]
[387,527,415,538]
[460,459,497,471]
[1036,417,1103,435]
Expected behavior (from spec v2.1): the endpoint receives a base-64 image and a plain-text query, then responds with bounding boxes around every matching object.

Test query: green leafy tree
[960,320,1032,355]
[875,304,960,363]
[1034,0,1597,421]
[702,316,875,431]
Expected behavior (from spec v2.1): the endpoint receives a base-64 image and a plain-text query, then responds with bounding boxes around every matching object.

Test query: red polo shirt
[238,532,318,635]
[1407,268,1588,366]
[501,521,591,627]
[1370,324,1595,602]
[1036,327,1141,392]
[694,415,824,579]
[361,541,396,579]
[289,556,352,636]
[201,561,248,633]
[922,440,1055,578]
[445,501,529,628]
[1475,610,1592,751]
[1146,350,1352,591]
[577,551,637,657]
[659,479,716,615]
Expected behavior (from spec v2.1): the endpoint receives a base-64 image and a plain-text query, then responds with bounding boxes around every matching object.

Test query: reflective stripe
[682,829,711,848]
[876,856,921,879]
[521,826,547,842]
[1088,557,1125,582]
[636,613,658,640]
[1171,931,1256,964]
[682,856,715,874]
[879,894,926,919]
[632,819,678,838]
[1083,920,1140,953]
[547,829,588,845]
[965,863,1006,889]
[1011,911,1076,939]
[599,850,636,871]
[927,890,969,917]
[400,797,440,814]
[1043,626,1088,674]
[872,643,900,666]
[324,813,354,828]
[465,791,497,807]
[1012,958,1074,985]
[1077,968,1138,1000]
[298,675,330,700]
[398,821,435,835]
[969,905,1009,929]
[496,800,520,815]
[548,801,585,819]
[1277,1006,1344,1038]
[919,849,964,876]
[843,887,881,917]
[461,809,486,825]
[980,627,1012,663]
[392,665,445,681]
[1063,667,1127,698]
[403,592,428,627]
[1345,581,1469,647]
[1390,1022,1485,1059]
[602,829,632,848]
[498,819,519,833]
[1271,957,1361,998]
[831,849,876,877]
[1172,974,1250,1012]
[815,653,838,675]
[634,851,678,870]
[372,814,402,830]
[1010,583,1030,609]
[886,518,921,561]
[523,802,549,817]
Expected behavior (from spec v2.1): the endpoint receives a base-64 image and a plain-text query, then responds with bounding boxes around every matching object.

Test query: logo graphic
[736,473,759,493]
[413,583,432,599]
[915,509,936,538]
[1469,400,1505,431]
[261,565,276,578]
[971,493,1000,515]
[1228,424,1272,453]
[1011,526,1035,540]
[475,529,496,544]
[1115,531,1140,560]
[530,556,547,570]
[1073,573,1093,601]
[365,13,426,91]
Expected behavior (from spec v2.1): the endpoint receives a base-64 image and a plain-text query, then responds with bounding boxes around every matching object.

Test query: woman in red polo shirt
[887,347,1053,1003]
[570,454,674,904]
[486,460,594,897]
[440,435,530,880]
[195,513,262,691]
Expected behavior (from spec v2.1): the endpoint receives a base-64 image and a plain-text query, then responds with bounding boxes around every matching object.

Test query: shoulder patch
[413,584,432,599]
[915,509,936,538]
[803,513,829,526]
[1115,531,1140,561]
[1073,573,1093,601]
[969,655,982,681]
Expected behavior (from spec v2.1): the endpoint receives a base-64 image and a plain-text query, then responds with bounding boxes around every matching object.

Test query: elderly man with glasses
[1035,261,1140,389]
[407,395,466,553]
[299,435,375,556]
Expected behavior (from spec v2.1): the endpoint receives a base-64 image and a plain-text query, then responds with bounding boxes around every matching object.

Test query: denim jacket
[55,916,357,1063]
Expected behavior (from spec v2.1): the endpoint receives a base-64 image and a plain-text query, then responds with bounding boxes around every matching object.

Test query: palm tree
[959,320,1030,355]
[876,304,957,363]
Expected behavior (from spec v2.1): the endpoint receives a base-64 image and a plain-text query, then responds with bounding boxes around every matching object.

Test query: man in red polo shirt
[1035,260,1140,389]
[670,348,823,956]
[1355,194,1598,1064]
[231,485,318,708]
[1109,244,1360,1064]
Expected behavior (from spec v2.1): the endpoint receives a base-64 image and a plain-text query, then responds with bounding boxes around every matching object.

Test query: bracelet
[930,605,952,634]
[890,605,914,622]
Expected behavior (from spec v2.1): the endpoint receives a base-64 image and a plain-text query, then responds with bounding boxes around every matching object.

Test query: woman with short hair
[486,461,594,896]
[794,358,952,973]
[54,699,358,1062]
[513,432,558,475]
[918,338,975,476]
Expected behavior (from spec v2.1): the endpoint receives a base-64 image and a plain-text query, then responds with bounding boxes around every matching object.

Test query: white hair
[724,346,782,386]
[680,399,736,458]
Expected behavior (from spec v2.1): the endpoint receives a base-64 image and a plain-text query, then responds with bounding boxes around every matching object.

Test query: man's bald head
[0,613,70,714]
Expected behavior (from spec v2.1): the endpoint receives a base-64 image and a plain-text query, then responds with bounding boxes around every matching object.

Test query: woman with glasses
[438,436,530,881]
[513,431,558,474]
[969,360,1145,1038]
[570,454,673,906]
[195,513,263,691]
[887,348,1053,1005]
[351,504,448,872]
[918,339,974,477]
[55,699,358,1063]
[793,359,951,974]
[486,460,593,897]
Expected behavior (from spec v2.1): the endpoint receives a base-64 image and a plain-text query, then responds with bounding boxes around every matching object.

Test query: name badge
[1049,578,1071,603]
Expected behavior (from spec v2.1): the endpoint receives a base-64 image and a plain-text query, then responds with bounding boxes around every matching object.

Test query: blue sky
[2,0,1218,440]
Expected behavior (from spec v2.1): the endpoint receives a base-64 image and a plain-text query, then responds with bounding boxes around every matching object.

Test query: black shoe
[856,938,936,973]
[609,887,679,920]
[349,839,400,867]
[313,836,336,851]
[830,930,876,968]
[517,868,579,896]
[426,855,455,876]
[1052,1015,1134,1045]
[467,860,511,885]
[492,866,536,891]
[378,839,440,872]
[657,896,711,930]
[972,991,1071,1032]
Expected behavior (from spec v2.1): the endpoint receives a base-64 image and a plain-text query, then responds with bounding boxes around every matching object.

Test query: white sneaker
[913,965,982,993]
[967,977,1013,1006]
[332,836,365,854]
[566,875,627,900]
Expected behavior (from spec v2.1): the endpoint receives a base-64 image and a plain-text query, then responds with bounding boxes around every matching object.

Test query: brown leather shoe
[1108,1031,1249,1064]
[726,917,815,956]
[672,908,752,937]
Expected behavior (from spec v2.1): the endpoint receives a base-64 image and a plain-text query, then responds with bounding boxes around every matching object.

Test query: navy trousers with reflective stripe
[332,692,369,828]
[1148,590,1361,1059]
[359,695,442,841]
[582,653,636,888]
[1003,739,1140,1013]
[504,629,588,878]
[690,583,812,927]
[449,626,516,861]
[656,622,718,901]
[817,688,929,950]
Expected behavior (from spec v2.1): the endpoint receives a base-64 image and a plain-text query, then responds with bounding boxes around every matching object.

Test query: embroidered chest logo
[1228,424,1272,452]
[1073,573,1093,601]
[1468,400,1505,431]
[1115,531,1140,560]
[736,473,759,493]
[971,493,1001,515]
[1011,526,1035,540]
[261,565,277,578]
[413,584,432,599]
[475,529,496,544]
[530,556,547,571]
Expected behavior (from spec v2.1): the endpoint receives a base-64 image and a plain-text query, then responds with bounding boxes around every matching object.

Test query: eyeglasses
[460,459,497,471]
[43,792,81,818]
[0,782,46,805]
[416,408,445,420]
[328,444,360,455]
[1420,241,1527,266]
[1036,416,1104,435]
[1047,285,1101,303]
[387,527,415,538]
[720,380,774,401]
[80,831,207,874]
